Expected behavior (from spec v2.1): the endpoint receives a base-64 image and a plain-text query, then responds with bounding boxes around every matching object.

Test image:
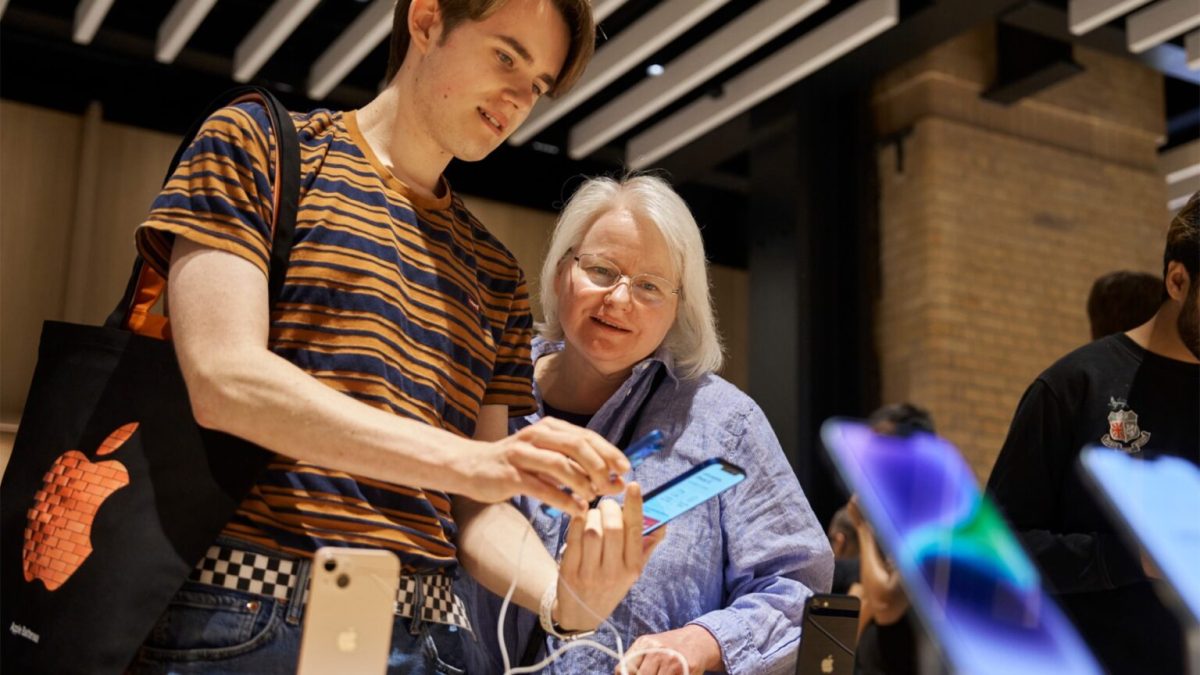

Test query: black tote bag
[1,86,300,675]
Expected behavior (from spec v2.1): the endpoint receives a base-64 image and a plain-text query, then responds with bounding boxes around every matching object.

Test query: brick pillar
[873,25,1168,480]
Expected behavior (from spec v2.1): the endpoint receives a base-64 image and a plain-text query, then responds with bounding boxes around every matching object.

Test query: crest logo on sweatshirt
[1100,398,1150,453]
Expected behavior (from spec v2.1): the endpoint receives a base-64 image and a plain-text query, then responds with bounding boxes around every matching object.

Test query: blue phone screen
[821,419,1100,675]
[642,460,744,534]
[1080,448,1200,624]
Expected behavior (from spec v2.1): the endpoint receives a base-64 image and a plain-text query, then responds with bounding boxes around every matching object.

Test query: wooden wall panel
[81,123,181,323]
[460,195,557,325]
[710,265,750,391]
[1,101,84,423]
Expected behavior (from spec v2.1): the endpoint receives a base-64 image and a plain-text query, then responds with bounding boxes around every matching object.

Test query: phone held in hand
[541,429,667,518]
[296,547,400,675]
[640,457,746,535]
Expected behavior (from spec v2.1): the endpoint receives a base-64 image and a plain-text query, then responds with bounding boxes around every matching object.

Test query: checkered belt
[189,545,471,632]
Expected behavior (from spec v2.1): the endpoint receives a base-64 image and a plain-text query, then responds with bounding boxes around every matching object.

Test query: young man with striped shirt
[130,1,663,671]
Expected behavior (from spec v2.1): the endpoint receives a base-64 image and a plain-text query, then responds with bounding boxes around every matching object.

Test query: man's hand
[459,415,632,517]
[846,495,865,530]
[554,482,667,631]
[618,625,724,675]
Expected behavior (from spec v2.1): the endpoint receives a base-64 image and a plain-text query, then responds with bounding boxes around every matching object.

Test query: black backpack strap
[106,85,301,329]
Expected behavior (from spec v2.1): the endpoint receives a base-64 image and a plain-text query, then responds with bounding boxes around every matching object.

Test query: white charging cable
[497,525,689,675]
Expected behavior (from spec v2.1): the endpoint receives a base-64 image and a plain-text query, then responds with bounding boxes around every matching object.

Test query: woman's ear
[408,0,443,55]
[552,254,570,297]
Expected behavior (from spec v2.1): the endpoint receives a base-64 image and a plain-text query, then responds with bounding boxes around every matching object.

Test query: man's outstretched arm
[167,238,628,513]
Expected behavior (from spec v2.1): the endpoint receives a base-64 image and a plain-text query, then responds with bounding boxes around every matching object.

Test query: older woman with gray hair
[461,175,832,674]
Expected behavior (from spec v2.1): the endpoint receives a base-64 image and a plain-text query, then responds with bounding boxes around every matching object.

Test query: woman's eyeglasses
[573,253,680,307]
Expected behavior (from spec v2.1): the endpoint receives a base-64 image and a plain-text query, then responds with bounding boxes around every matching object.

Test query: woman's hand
[554,482,667,631]
[618,625,724,674]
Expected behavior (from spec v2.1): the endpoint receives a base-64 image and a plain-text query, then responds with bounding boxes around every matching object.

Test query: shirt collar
[531,335,680,385]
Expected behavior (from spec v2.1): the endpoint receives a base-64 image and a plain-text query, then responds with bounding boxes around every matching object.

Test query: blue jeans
[130,568,466,674]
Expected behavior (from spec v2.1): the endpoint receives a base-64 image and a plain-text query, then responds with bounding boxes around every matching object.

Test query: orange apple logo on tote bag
[22,423,137,591]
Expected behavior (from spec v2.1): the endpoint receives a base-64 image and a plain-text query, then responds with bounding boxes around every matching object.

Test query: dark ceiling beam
[693,170,752,195]
[659,115,752,187]
[0,6,614,213]
[1001,1,1200,85]
[1,6,377,116]
[982,22,1084,104]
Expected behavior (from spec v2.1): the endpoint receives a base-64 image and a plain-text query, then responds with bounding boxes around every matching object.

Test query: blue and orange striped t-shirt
[136,102,537,571]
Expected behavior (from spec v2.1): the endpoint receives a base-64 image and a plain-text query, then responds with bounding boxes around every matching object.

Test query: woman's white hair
[538,174,724,379]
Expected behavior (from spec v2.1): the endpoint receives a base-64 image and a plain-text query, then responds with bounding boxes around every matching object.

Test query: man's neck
[1125,306,1199,364]
[355,79,449,201]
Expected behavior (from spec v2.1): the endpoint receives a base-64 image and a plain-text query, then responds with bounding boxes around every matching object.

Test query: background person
[846,403,934,675]
[1086,270,1162,340]
[827,506,862,596]
[987,192,1200,674]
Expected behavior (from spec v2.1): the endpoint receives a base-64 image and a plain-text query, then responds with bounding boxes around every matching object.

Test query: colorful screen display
[641,459,744,534]
[821,419,1100,675]
[1079,447,1200,625]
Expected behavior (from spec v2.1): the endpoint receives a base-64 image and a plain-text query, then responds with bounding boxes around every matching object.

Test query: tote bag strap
[104,86,301,336]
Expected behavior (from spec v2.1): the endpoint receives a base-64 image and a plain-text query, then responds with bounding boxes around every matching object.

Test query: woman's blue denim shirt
[460,338,834,674]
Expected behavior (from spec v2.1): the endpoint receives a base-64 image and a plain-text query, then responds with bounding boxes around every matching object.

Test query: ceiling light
[1127,0,1200,54]
[1168,174,1200,211]
[626,0,898,170]
[646,64,665,77]
[1160,139,1200,185]
[507,0,733,146]
[233,0,321,83]
[307,0,393,99]
[73,0,115,45]
[1067,0,1153,36]
[570,0,828,160]
[156,0,219,64]
[592,0,632,23]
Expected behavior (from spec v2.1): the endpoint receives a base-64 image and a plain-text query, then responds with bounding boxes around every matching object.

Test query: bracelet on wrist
[538,582,596,641]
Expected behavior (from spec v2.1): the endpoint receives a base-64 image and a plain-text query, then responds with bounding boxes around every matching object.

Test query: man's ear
[1165,260,1191,302]
[408,0,443,55]
[831,531,846,556]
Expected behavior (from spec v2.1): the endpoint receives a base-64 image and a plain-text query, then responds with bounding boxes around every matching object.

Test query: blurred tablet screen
[1079,447,1200,625]
[821,419,1100,675]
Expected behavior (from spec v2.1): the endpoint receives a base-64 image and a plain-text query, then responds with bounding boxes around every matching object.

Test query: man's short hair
[386,0,595,97]
[1086,270,1162,339]
[1164,191,1199,284]
[867,402,935,436]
